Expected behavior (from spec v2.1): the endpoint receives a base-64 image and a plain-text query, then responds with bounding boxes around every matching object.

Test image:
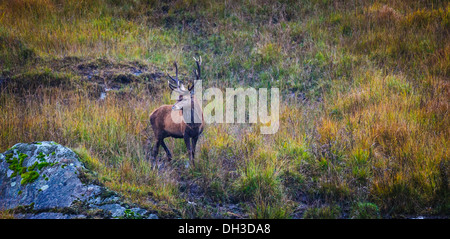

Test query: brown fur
[148,97,204,165]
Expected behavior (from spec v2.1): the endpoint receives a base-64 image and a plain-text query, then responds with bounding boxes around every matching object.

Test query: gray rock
[131,208,148,217]
[3,143,75,208]
[15,212,86,219]
[0,142,100,210]
[0,141,157,219]
[97,203,126,218]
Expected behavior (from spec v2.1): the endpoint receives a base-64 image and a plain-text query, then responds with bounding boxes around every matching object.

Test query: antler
[167,62,180,91]
[189,56,202,92]
[167,58,201,93]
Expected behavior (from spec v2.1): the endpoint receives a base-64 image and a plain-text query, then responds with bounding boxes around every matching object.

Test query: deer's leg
[192,136,199,159]
[183,135,194,166]
[151,139,161,160]
[160,139,172,161]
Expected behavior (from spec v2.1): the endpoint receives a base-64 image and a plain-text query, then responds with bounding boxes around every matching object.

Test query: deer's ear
[180,83,187,91]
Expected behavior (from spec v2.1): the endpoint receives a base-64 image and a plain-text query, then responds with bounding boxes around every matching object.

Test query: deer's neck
[182,96,203,127]
[190,94,194,126]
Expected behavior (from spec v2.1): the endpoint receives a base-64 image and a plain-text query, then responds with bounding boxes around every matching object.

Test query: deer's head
[167,57,202,111]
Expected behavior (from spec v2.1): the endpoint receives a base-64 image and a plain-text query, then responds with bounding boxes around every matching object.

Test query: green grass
[303,205,342,219]
[350,202,381,219]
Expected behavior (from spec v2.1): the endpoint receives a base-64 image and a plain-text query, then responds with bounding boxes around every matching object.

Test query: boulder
[0,141,157,219]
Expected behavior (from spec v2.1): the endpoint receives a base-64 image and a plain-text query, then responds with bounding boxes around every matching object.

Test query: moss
[37,162,51,170]
[18,153,27,164]
[6,153,28,178]
[5,153,13,161]
[20,171,39,185]
[36,152,46,162]
[28,161,38,171]
[119,209,144,219]
[5,151,54,186]
[11,203,35,214]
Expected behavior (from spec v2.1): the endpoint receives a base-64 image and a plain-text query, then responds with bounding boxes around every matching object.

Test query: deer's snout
[172,104,181,111]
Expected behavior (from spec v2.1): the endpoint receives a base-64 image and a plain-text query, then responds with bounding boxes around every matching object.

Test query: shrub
[350,202,381,219]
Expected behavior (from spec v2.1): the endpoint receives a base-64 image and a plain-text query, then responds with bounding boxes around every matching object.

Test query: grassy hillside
[0,0,448,218]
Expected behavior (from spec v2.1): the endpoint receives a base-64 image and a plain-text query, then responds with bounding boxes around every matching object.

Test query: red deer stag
[148,57,204,166]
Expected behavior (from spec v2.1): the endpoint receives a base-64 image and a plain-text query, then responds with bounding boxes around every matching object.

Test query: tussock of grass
[350,202,381,219]
[303,205,341,219]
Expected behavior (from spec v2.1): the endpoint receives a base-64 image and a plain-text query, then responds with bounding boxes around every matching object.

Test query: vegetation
[0,0,448,218]
[303,205,342,219]
[350,202,381,219]
[4,149,56,186]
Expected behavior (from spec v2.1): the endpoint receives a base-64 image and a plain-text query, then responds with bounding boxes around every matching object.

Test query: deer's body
[150,105,185,139]
[148,58,204,165]
[150,100,204,140]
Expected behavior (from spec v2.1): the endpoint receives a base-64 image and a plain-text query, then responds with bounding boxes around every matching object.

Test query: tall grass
[0,84,181,216]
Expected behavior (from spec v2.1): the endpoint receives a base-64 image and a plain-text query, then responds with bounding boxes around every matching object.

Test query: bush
[350,202,381,219]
